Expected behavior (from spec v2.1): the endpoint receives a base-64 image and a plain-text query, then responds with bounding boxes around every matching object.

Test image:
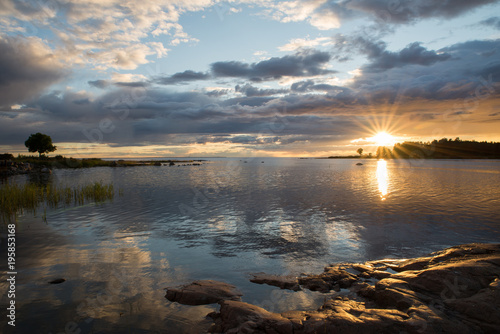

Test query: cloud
[154,70,211,85]
[211,49,335,81]
[0,36,67,107]
[479,16,500,30]
[333,35,451,72]
[89,44,154,70]
[342,0,498,24]
[348,38,500,104]
[114,81,150,88]
[290,80,350,93]
[0,0,206,70]
[235,84,289,97]
[278,37,333,52]
[264,0,500,30]
[365,42,451,72]
[88,80,110,89]
[205,89,231,97]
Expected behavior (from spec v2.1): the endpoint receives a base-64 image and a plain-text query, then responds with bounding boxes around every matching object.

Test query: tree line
[376,138,500,159]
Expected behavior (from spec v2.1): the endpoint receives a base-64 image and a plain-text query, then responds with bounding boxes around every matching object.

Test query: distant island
[0,154,206,177]
[326,138,500,159]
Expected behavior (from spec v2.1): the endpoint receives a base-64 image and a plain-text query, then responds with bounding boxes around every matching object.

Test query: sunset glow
[370,132,397,147]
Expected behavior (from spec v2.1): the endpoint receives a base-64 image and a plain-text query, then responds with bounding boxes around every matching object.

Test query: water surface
[1,158,499,333]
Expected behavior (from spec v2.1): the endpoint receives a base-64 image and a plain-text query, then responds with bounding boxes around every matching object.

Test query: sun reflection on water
[376,160,389,200]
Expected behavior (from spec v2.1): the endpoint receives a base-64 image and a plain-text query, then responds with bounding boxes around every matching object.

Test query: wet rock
[208,243,500,333]
[250,273,301,291]
[165,280,242,306]
[298,277,331,292]
[209,300,294,334]
[299,266,358,291]
[48,278,66,284]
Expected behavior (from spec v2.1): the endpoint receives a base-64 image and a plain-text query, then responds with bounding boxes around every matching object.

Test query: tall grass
[0,181,115,223]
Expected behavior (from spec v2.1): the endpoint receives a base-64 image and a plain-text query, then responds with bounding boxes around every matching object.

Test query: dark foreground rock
[250,273,301,291]
[208,243,500,333]
[165,280,243,305]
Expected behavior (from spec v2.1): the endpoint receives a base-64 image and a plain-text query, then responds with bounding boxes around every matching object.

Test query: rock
[356,162,363,165]
[208,243,500,333]
[209,300,294,334]
[40,167,52,173]
[250,273,301,291]
[165,280,242,305]
[298,266,358,291]
[48,278,66,284]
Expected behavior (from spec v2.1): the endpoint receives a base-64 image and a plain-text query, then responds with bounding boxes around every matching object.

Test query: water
[1,158,500,333]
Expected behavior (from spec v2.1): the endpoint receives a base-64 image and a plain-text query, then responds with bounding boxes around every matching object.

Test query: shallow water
[1,158,499,333]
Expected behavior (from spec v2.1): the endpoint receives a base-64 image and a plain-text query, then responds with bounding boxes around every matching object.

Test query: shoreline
[0,157,208,177]
[165,243,500,333]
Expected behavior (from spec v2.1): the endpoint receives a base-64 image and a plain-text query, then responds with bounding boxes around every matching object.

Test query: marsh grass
[1,181,115,223]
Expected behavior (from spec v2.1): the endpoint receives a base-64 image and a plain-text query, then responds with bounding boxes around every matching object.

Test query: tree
[357,148,363,156]
[25,133,57,157]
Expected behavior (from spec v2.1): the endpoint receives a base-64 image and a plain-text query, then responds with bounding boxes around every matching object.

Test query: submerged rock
[208,243,500,333]
[250,273,301,291]
[165,280,242,305]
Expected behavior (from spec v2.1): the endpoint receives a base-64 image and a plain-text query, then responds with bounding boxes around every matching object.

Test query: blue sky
[1,0,500,157]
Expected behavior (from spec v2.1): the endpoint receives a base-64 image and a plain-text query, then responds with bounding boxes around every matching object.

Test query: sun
[370,132,396,147]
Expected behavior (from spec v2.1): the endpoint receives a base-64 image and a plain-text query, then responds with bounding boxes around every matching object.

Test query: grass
[0,181,115,223]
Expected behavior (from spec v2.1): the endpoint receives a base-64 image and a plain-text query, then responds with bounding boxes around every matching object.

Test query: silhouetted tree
[357,148,363,156]
[25,133,57,158]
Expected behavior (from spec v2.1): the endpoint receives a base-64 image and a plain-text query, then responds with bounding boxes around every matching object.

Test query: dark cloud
[480,16,500,29]
[205,89,230,97]
[221,96,275,108]
[350,39,500,103]
[154,70,210,85]
[89,79,149,89]
[333,35,451,72]
[344,0,499,25]
[365,42,451,72]
[88,80,110,89]
[211,49,335,81]
[194,135,282,145]
[290,80,349,93]
[114,81,150,88]
[235,84,289,97]
[0,37,67,107]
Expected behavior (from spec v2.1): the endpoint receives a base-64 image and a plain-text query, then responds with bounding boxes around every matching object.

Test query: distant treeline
[377,138,500,159]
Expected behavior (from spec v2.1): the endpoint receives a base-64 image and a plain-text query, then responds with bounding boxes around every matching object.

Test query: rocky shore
[165,243,500,333]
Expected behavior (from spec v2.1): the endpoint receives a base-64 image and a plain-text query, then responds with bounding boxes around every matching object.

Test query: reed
[0,181,115,223]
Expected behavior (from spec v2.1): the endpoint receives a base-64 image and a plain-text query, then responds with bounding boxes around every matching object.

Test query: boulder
[165,280,242,305]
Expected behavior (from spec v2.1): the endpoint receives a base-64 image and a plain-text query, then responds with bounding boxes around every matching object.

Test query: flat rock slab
[165,280,242,305]
[250,273,301,291]
[208,243,500,333]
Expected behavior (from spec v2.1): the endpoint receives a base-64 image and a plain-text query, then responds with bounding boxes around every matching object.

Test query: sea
[1,158,499,333]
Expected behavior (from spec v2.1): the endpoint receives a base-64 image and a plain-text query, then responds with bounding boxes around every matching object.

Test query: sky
[0,0,499,158]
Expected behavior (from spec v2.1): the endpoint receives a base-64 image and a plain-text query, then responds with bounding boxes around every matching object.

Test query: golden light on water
[376,160,388,200]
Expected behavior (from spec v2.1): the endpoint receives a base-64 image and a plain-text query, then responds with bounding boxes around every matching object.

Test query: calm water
[1,158,500,333]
